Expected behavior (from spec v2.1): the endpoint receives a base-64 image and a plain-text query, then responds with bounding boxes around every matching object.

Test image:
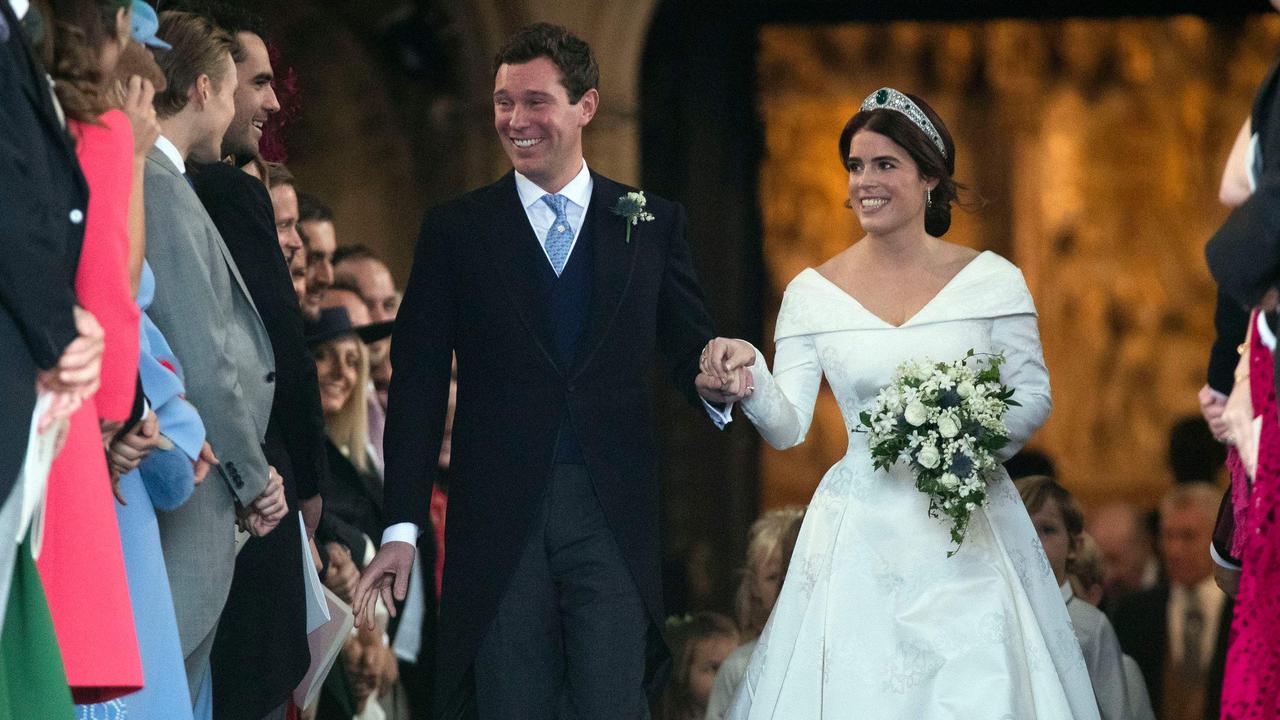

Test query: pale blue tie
[541,193,574,276]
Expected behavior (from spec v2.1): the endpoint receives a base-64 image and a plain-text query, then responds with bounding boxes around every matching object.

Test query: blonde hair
[322,337,372,473]
[735,506,805,641]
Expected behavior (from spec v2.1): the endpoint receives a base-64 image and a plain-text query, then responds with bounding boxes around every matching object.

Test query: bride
[698,89,1101,718]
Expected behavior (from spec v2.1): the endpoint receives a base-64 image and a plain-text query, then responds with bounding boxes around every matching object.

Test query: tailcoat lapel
[489,173,563,374]
[572,174,640,377]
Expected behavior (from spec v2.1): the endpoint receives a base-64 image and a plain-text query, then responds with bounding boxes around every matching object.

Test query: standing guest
[308,304,391,563]
[79,20,206,719]
[334,245,399,409]
[1016,476,1132,720]
[356,23,730,718]
[1109,483,1233,720]
[35,0,150,704]
[0,0,102,716]
[33,0,147,702]
[145,10,287,711]
[298,191,337,321]
[1072,533,1158,720]
[1087,502,1161,607]
[186,6,328,718]
[264,161,304,262]
[706,507,805,720]
[657,613,739,720]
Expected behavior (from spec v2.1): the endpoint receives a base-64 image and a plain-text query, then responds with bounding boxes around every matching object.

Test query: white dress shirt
[153,134,187,174]
[8,0,28,20]
[380,159,729,548]
[514,160,591,268]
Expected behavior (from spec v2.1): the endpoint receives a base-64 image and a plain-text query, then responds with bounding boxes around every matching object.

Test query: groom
[354,22,746,719]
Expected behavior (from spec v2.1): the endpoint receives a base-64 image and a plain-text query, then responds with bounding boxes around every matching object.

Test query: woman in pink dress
[34,0,148,702]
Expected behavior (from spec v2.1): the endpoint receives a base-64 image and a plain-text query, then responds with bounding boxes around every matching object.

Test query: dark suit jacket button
[265,371,276,383]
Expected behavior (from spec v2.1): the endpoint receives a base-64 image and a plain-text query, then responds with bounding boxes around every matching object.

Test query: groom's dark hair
[493,23,599,104]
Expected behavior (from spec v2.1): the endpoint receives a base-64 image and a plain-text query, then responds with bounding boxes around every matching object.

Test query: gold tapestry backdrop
[757,17,1280,509]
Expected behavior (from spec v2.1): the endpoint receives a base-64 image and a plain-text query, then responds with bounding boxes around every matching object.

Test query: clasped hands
[695,337,756,404]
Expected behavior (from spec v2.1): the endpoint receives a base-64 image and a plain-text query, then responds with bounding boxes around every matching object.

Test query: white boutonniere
[611,191,655,243]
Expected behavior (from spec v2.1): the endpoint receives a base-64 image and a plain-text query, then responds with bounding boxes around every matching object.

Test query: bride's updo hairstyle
[838,91,959,237]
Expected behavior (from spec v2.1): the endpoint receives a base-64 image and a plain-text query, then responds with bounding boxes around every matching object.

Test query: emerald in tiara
[860,87,947,159]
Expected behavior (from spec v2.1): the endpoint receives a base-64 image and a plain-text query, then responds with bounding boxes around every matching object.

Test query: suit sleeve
[383,208,456,528]
[195,165,327,500]
[1207,289,1249,395]
[144,168,269,503]
[1206,174,1280,307]
[0,62,79,369]
[655,201,717,407]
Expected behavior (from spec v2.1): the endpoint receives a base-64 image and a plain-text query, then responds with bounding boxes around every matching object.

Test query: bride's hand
[695,367,754,404]
[700,337,755,382]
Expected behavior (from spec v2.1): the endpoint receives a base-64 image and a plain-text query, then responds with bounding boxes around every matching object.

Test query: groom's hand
[696,367,754,404]
[700,337,755,380]
[353,540,415,629]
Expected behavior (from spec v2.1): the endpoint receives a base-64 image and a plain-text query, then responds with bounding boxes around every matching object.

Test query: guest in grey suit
[144,11,288,707]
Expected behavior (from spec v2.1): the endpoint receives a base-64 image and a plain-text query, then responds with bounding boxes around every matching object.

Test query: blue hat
[130,0,170,50]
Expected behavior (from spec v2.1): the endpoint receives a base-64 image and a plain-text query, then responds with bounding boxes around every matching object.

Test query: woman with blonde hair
[308,307,391,565]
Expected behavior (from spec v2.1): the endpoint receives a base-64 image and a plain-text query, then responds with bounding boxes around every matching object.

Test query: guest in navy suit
[354,22,733,719]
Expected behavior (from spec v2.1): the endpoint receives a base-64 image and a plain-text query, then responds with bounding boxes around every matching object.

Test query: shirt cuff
[701,397,734,429]
[381,522,419,547]
[1258,310,1277,351]
[1210,541,1241,571]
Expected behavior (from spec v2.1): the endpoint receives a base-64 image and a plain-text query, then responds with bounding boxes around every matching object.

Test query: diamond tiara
[859,88,947,159]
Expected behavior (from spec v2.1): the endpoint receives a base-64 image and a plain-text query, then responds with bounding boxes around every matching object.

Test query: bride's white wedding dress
[728,251,1100,719]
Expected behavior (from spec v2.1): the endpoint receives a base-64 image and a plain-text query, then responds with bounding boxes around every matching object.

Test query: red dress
[1221,310,1280,719]
[36,109,143,702]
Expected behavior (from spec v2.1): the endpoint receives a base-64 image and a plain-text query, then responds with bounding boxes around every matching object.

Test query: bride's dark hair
[838,92,962,237]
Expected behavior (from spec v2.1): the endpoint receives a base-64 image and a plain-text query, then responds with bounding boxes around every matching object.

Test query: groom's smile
[493,56,598,193]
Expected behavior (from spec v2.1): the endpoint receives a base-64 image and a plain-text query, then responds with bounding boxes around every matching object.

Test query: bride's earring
[926,188,933,208]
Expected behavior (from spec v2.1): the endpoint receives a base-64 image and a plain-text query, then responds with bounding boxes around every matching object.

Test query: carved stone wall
[757,17,1280,509]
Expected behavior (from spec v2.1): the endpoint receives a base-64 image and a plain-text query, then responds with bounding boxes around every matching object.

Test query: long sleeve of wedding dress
[990,310,1052,459]
[740,335,821,451]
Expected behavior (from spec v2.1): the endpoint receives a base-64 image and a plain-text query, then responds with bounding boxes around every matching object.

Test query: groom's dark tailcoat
[384,170,716,715]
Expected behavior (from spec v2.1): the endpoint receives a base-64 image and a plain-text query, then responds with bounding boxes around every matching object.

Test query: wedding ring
[747,385,755,391]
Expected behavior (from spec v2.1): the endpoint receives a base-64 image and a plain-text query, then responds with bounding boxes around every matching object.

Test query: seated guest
[1109,483,1233,720]
[1088,502,1160,607]
[1016,476,1132,720]
[1073,532,1157,720]
[658,613,739,720]
[306,307,391,566]
[705,506,805,720]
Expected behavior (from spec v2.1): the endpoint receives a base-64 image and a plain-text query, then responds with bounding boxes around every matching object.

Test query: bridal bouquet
[857,350,1018,555]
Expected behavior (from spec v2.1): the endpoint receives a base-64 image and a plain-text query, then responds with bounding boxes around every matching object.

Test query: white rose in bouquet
[937,415,961,438]
[904,401,928,427]
[917,444,941,469]
[956,380,975,399]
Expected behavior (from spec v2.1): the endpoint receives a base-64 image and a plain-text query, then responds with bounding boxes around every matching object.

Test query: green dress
[0,536,75,719]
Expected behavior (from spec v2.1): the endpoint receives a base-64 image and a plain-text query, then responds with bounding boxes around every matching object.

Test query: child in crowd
[1015,475,1141,720]
[657,612,740,720]
[705,506,806,719]
[1071,531,1156,720]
